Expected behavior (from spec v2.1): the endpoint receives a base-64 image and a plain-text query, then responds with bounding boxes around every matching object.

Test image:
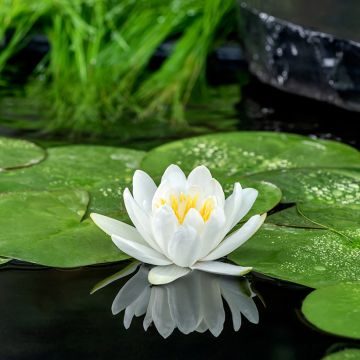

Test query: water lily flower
[91,164,266,285]
[108,264,259,338]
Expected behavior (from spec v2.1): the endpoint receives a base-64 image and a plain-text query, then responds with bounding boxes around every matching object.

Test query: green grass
[0,0,237,138]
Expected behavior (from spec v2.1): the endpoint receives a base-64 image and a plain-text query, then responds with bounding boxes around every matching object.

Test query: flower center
[158,192,215,224]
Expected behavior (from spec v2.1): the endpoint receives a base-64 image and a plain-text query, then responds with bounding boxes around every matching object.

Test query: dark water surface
[0,262,350,360]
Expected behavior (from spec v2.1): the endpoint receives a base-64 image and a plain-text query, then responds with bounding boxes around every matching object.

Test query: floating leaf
[228,224,360,288]
[321,349,360,360]
[302,283,360,339]
[298,204,360,242]
[267,206,323,229]
[141,132,360,179]
[249,168,360,205]
[0,145,145,217]
[0,190,129,267]
[0,137,46,170]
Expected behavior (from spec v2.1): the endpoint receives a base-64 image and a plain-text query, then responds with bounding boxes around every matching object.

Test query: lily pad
[0,137,46,170]
[0,190,129,267]
[321,349,360,360]
[0,145,145,217]
[141,132,360,179]
[249,168,360,205]
[267,206,323,228]
[298,204,360,242]
[302,283,360,339]
[228,224,360,288]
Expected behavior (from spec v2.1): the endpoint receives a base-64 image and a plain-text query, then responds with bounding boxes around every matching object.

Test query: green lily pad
[228,224,360,288]
[0,190,129,267]
[321,349,360,360]
[302,283,360,339]
[298,204,360,242]
[267,206,323,228]
[249,168,360,205]
[0,137,46,170]
[141,132,360,179]
[0,145,145,217]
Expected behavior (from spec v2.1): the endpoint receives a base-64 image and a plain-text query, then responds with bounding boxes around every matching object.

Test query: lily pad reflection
[94,264,259,338]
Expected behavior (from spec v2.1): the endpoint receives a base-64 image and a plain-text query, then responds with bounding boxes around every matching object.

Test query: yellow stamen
[199,197,215,222]
[157,192,214,224]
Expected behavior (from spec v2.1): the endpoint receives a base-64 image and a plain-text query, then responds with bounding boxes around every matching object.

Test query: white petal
[133,170,157,212]
[161,164,186,189]
[183,208,204,233]
[151,179,171,211]
[207,179,225,208]
[151,205,178,254]
[191,261,252,276]
[112,234,171,266]
[148,264,191,285]
[90,213,144,242]
[198,206,226,259]
[123,188,162,252]
[187,165,212,188]
[229,188,258,229]
[202,214,266,261]
[167,225,201,267]
[224,182,242,231]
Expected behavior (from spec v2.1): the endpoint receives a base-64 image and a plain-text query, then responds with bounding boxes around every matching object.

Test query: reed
[0,0,236,138]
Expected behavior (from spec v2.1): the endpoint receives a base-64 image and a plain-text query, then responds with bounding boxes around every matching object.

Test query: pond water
[0,261,344,360]
[0,61,359,358]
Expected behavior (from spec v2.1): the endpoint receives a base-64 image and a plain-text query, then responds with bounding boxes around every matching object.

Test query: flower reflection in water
[97,264,259,338]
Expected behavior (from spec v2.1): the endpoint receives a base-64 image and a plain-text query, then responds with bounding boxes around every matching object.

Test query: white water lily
[91,164,266,285]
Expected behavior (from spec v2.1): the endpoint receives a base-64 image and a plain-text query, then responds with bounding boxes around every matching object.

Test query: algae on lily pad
[141,132,360,178]
[249,168,360,205]
[0,190,129,267]
[228,224,360,288]
[298,204,360,242]
[0,145,145,217]
[0,137,46,170]
[302,283,360,339]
